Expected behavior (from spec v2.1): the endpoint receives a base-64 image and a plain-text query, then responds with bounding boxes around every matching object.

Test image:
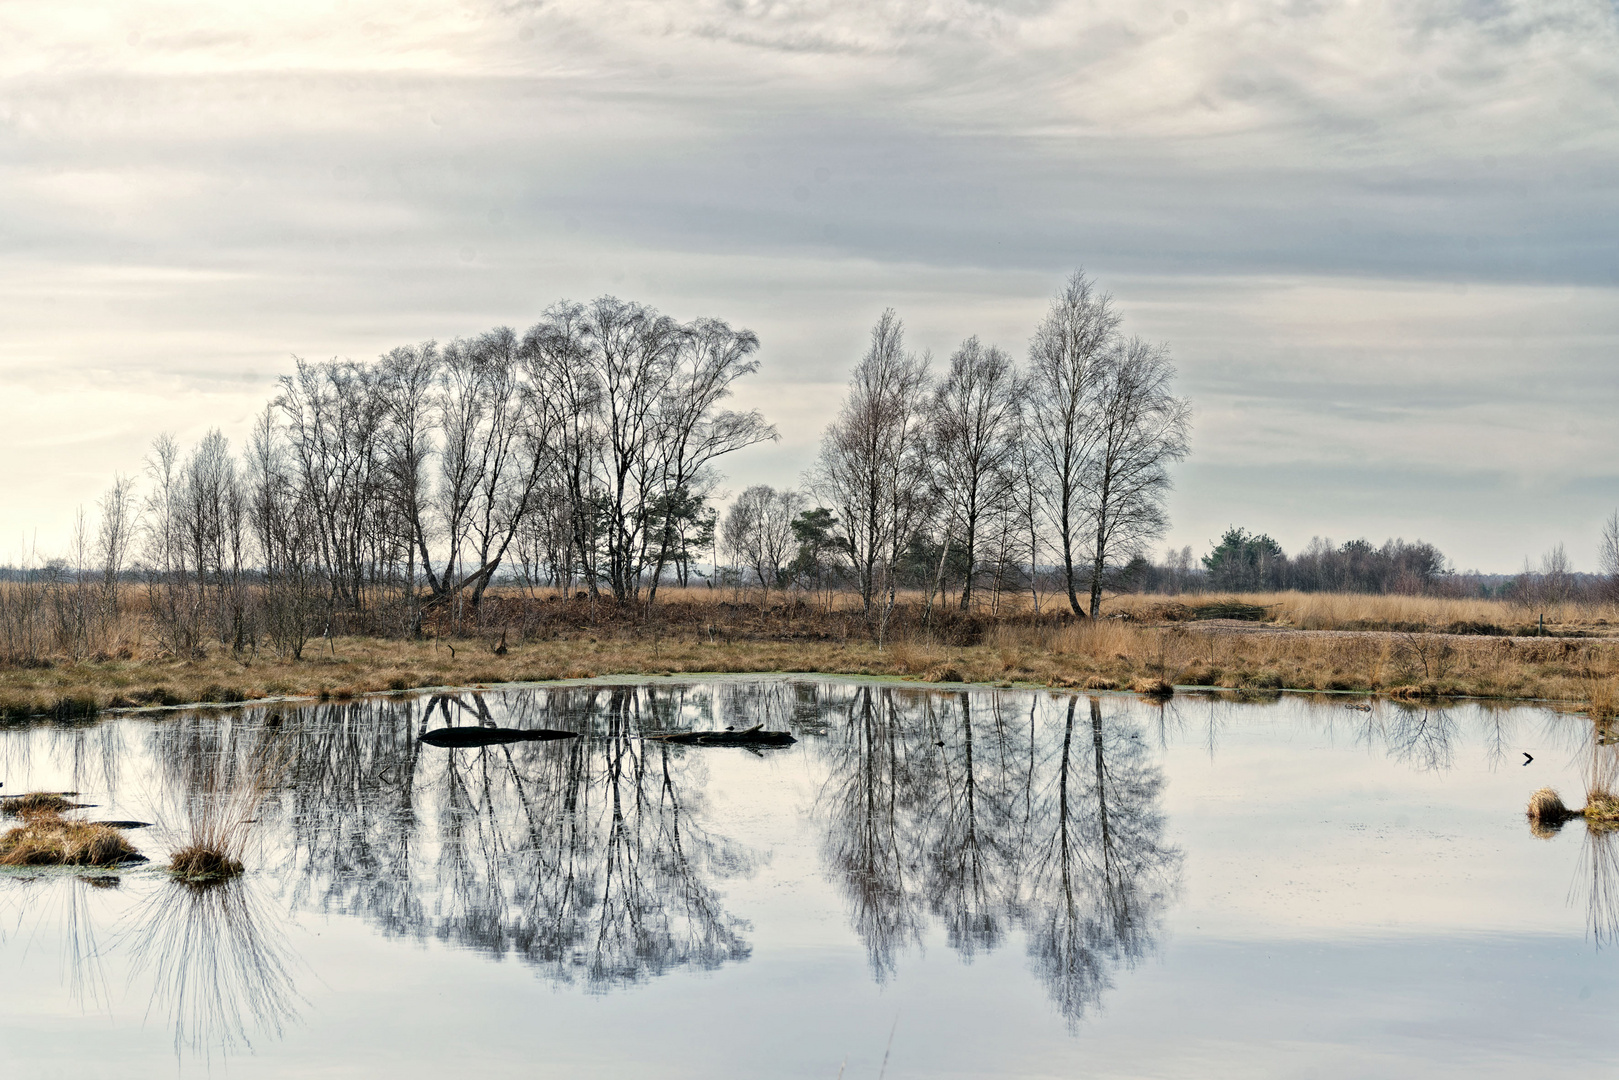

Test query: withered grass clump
[1524,786,1619,838]
[1527,787,1579,838]
[0,816,139,866]
[1583,787,1619,830]
[168,844,244,881]
[2,791,77,817]
[163,735,285,883]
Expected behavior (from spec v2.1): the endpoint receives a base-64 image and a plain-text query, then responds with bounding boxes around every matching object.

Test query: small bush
[1191,600,1269,622]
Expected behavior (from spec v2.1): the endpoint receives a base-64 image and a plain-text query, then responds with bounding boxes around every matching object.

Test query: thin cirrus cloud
[0,0,1615,569]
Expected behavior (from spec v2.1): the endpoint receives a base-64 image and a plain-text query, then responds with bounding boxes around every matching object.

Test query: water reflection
[819,685,1180,1026]
[262,688,756,989]
[123,878,301,1057]
[6,679,1619,1063]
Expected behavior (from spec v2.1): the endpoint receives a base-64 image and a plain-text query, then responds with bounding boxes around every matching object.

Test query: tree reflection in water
[251,686,756,990]
[818,685,1181,1025]
[19,681,1619,1061]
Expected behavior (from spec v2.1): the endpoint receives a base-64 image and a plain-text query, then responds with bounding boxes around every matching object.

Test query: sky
[2,0,1617,573]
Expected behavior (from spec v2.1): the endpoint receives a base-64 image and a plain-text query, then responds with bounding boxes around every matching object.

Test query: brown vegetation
[0,794,140,867]
[168,845,245,881]
[4,587,1619,715]
[1,792,78,817]
[1527,787,1580,837]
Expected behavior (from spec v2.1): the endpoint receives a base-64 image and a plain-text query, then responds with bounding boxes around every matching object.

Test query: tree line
[1131,528,1454,595]
[6,269,1193,659]
[93,296,777,656]
[722,270,1191,630]
[1133,527,1619,601]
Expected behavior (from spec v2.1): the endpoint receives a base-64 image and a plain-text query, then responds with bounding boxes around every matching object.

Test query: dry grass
[1528,787,1579,838]
[1591,679,1619,722]
[1585,788,1619,830]
[1525,783,1619,838]
[162,737,284,883]
[0,622,1613,709]
[0,811,139,867]
[1109,591,1619,635]
[169,845,245,880]
[2,589,1619,714]
[1,791,77,817]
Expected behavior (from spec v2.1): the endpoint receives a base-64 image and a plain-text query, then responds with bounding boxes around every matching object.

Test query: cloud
[0,0,1615,569]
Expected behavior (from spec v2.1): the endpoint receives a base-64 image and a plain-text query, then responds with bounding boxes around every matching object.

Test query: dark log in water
[650,729,797,748]
[419,726,579,748]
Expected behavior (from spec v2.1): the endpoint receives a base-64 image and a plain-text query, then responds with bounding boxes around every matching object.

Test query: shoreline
[1,622,1610,722]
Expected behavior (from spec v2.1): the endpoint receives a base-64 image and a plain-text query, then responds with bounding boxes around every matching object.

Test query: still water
[0,678,1613,1078]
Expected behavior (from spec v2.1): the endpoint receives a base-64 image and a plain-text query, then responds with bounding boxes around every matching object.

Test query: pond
[0,678,1614,1078]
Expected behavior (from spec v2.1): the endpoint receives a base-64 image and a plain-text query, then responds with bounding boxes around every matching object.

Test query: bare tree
[1601,511,1619,601]
[1025,271,1120,618]
[96,474,138,619]
[722,486,806,598]
[811,310,933,627]
[1539,543,1573,605]
[1079,337,1191,617]
[930,337,1019,611]
[643,316,776,601]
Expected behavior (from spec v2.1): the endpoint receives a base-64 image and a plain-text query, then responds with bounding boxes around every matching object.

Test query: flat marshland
[5,587,1619,717]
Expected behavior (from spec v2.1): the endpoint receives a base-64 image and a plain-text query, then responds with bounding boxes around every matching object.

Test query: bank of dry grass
[1,609,1618,715]
[1107,590,1619,635]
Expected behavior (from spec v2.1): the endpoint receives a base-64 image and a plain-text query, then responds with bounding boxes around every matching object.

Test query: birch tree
[1025,271,1119,618]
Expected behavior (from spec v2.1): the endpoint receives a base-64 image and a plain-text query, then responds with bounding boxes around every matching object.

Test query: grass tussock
[1,791,78,817]
[1524,785,1619,838]
[168,845,244,881]
[1528,787,1582,838]
[164,738,285,883]
[0,812,139,866]
[1584,787,1619,830]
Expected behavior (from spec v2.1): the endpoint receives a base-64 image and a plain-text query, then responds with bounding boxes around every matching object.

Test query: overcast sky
[3,0,1617,572]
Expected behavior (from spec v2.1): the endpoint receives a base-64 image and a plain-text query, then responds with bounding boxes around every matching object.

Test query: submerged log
[419,726,579,748]
[650,725,796,748]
